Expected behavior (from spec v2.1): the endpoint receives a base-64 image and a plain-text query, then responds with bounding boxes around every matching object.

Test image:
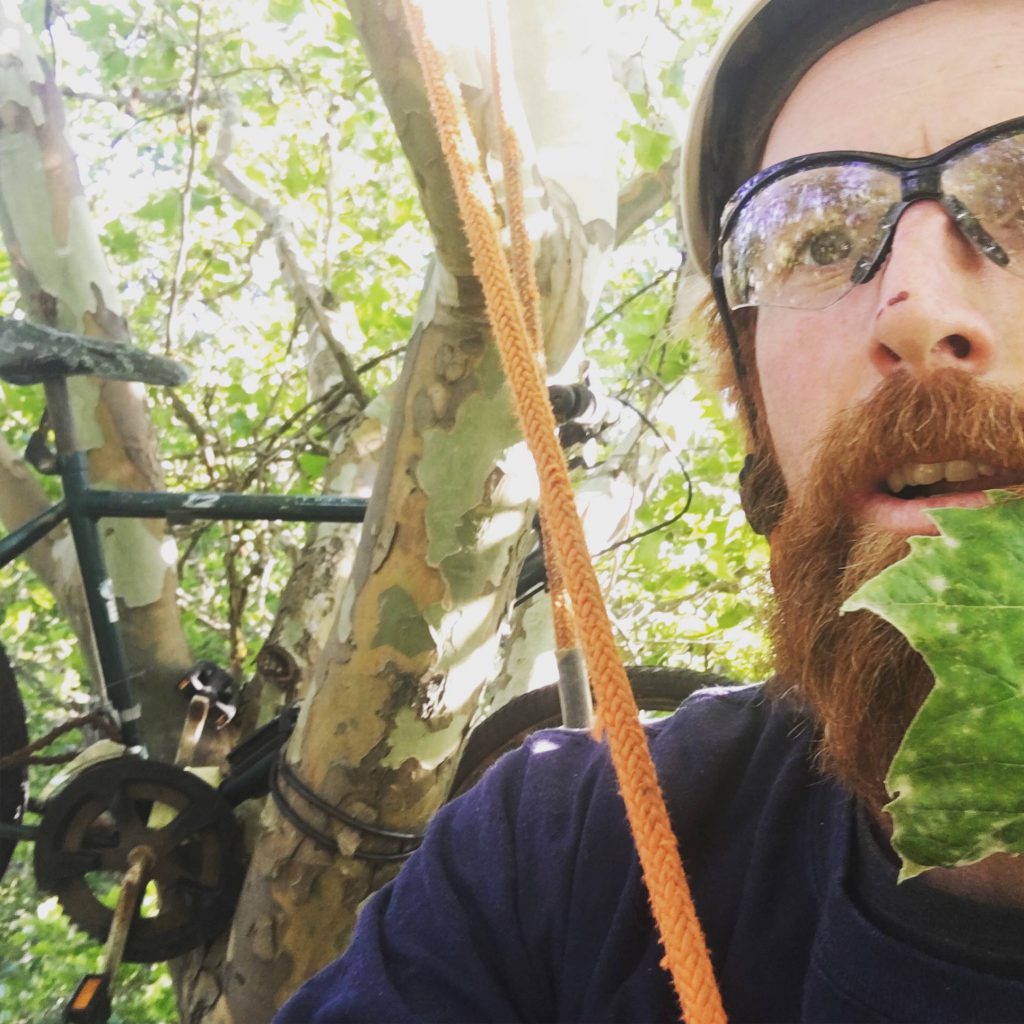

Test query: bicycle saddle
[0,318,190,387]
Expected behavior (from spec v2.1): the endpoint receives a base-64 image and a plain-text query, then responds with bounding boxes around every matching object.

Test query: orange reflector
[65,974,111,1023]
[70,976,101,1010]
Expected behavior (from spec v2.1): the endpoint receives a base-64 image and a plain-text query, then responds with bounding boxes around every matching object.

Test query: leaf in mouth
[842,491,1024,879]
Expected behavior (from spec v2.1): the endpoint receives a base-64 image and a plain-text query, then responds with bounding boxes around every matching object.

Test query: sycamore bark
[187,1,619,1019]
[0,10,191,759]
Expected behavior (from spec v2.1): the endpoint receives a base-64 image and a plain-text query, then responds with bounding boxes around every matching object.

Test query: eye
[804,227,854,266]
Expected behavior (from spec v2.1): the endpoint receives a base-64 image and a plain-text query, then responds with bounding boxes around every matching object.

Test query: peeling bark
[0,433,99,681]
[0,10,191,759]
[198,2,620,1019]
[248,408,386,724]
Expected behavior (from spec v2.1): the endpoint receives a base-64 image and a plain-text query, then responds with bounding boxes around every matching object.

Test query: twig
[0,711,120,769]
[356,343,408,374]
[654,1,688,43]
[594,395,694,557]
[164,5,205,355]
[167,390,219,478]
[585,267,674,336]
[208,91,369,406]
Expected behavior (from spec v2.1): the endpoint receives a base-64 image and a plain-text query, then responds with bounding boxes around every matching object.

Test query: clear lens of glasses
[721,164,901,310]
[942,134,1024,266]
[720,127,1024,311]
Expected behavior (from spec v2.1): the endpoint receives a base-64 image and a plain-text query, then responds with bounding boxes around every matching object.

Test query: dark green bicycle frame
[0,378,366,752]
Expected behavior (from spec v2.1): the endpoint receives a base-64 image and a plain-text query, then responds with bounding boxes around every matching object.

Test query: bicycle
[0,317,724,1021]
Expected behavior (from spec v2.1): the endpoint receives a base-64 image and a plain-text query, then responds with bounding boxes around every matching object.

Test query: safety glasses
[715,115,1024,311]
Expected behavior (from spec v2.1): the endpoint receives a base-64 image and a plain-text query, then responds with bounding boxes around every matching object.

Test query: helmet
[681,0,928,282]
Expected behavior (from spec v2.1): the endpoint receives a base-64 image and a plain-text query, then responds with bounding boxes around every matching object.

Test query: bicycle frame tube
[30,377,368,754]
[0,500,68,568]
[79,490,367,523]
[45,379,146,751]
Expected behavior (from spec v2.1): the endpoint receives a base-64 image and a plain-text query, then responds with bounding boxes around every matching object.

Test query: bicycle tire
[450,666,736,798]
[0,640,29,881]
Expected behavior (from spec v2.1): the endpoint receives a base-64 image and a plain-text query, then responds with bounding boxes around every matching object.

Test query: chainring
[33,757,244,962]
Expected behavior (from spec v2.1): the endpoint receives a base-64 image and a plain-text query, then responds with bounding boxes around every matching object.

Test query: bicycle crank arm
[64,845,155,1023]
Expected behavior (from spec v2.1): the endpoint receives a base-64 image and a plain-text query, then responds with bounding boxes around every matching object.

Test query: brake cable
[401,2,725,1021]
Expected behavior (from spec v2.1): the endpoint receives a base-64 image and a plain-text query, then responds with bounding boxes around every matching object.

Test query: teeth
[886,459,996,494]
[945,460,979,482]
[907,463,945,486]
[887,467,906,493]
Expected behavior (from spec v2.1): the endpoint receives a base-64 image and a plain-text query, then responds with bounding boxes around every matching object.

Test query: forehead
[761,0,1024,167]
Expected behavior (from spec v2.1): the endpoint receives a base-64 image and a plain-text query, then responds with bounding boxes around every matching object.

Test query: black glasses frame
[709,114,1024,435]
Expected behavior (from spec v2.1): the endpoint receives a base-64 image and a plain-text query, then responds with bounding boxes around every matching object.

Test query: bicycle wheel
[450,666,735,798]
[0,640,29,880]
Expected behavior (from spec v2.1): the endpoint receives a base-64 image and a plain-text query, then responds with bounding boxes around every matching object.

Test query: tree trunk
[189,1,618,1018]
[0,10,192,759]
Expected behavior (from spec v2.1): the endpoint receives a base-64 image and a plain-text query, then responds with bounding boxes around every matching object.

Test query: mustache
[767,367,1024,806]
[796,367,1024,519]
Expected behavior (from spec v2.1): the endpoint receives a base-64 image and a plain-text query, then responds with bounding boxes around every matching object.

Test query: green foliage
[0,578,174,1021]
[845,496,1024,879]
[0,0,761,1017]
[0,850,174,1024]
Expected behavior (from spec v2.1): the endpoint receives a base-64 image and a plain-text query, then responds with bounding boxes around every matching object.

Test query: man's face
[756,0,1024,537]
[750,0,1024,804]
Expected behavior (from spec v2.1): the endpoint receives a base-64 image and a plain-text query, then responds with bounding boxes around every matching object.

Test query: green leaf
[630,125,674,172]
[268,0,303,22]
[283,145,310,198]
[297,452,326,481]
[135,191,181,230]
[21,0,47,34]
[104,48,129,78]
[843,493,1024,878]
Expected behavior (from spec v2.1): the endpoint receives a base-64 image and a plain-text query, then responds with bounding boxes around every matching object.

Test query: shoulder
[464,683,816,854]
[497,682,812,794]
[652,683,815,793]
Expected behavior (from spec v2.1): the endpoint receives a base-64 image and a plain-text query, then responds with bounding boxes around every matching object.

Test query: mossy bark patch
[371,585,436,658]
[418,344,521,588]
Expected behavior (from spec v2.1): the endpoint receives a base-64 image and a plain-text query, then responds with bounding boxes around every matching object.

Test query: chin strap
[740,452,787,537]
[402,3,726,1022]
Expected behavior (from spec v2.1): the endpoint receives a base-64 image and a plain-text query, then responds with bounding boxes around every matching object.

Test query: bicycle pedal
[64,974,112,1023]
[178,660,235,702]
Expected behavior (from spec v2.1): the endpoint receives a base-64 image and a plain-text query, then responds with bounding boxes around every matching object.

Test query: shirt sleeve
[272,728,601,1024]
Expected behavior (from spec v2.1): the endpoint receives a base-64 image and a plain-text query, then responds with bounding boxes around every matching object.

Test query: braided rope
[401,3,725,1021]
[486,3,576,651]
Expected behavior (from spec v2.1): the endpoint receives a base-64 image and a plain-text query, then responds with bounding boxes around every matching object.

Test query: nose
[869,200,996,378]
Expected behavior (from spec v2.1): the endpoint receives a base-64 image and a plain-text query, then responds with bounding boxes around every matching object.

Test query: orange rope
[401,3,725,1022]
[485,4,576,651]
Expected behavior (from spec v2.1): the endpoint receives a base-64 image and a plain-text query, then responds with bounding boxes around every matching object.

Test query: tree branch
[585,267,675,336]
[165,5,205,355]
[615,150,679,247]
[208,91,369,407]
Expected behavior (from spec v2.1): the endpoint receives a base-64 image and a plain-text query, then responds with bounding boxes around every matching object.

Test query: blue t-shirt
[275,685,1024,1022]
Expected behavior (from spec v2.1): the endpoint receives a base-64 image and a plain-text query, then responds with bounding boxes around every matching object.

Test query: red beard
[766,368,1024,808]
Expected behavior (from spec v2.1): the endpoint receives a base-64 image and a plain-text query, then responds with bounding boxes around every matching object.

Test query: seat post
[42,377,145,753]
